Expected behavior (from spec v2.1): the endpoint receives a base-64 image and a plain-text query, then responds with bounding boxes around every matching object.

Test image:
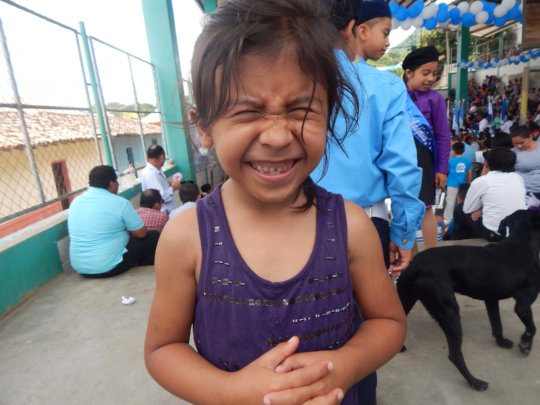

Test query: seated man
[136,189,169,233]
[169,181,200,218]
[140,145,181,213]
[458,148,526,241]
[68,165,160,278]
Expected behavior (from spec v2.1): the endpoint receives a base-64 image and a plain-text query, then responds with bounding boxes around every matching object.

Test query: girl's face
[197,47,328,207]
[405,61,439,92]
[512,135,535,151]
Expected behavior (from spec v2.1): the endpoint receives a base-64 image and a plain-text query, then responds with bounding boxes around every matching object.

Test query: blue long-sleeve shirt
[312,51,424,249]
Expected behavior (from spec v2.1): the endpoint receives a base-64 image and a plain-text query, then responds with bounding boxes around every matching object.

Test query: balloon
[396,6,408,21]
[519,55,527,62]
[401,18,413,30]
[389,1,399,15]
[469,1,483,15]
[391,17,400,30]
[412,16,424,28]
[507,4,521,20]
[486,62,493,68]
[476,11,489,24]
[494,5,507,17]
[457,2,469,15]
[437,8,450,23]
[422,3,438,19]
[424,17,437,30]
[493,57,500,64]
[408,1,424,18]
[449,8,461,24]
[461,11,476,27]
[494,15,507,26]
[501,0,516,10]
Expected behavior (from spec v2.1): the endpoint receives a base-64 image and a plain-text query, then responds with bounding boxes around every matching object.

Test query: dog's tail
[396,264,418,316]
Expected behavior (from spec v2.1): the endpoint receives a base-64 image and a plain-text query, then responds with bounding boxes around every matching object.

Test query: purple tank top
[194,184,359,403]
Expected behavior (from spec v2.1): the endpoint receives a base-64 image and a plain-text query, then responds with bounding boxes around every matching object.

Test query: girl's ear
[189,108,214,148]
[404,68,414,80]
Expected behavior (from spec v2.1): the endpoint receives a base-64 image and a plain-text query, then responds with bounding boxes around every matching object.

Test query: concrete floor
[2,241,540,404]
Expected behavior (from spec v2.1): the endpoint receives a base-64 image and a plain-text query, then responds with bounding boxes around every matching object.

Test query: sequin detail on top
[194,185,359,404]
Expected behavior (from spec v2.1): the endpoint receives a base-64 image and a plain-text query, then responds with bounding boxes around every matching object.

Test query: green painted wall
[0,221,66,316]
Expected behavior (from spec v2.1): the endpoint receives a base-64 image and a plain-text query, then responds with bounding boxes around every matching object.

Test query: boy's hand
[389,242,411,272]
[435,172,447,189]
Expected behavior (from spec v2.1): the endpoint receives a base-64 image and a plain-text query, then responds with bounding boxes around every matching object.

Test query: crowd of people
[64,0,539,403]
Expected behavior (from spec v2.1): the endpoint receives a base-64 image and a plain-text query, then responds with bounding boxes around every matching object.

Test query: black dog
[397,209,540,391]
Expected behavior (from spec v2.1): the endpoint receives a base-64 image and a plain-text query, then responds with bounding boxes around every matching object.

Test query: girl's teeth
[254,163,291,175]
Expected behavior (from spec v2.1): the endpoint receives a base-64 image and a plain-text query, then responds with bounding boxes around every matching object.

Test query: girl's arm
[265,200,406,403]
[145,209,336,405]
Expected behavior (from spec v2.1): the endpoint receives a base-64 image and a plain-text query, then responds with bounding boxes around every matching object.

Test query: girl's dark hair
[190,0,359,210]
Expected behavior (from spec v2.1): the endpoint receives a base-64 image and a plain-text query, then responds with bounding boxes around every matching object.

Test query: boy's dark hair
[200,183,212,194]
[140,189,163,208]
[190,0,359,210]
[147,144,165,159]
[457,183,470,202]
[491,132,513,149]
[485,147,516,172]
[510,125,531,140]
[179,181,200,203]
[89,165,116,189]
[452,141,465,155]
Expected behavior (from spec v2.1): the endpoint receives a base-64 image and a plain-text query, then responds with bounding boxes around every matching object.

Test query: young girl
[144,1,406,404]
[403,46,451,252]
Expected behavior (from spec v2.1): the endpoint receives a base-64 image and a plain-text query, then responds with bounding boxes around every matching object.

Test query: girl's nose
[259,118,294,148]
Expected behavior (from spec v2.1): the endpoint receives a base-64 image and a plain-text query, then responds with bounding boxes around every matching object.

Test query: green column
[141,0,195,180]
[455,24,470,116]
[204,0,218,13]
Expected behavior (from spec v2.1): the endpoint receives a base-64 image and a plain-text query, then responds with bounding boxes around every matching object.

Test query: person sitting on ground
[140,145,181,213]
[68,165,160,278]
[200,183,212,197]
[443,141,472,226]
[457,148,526,242]
[510,125,540,202]
[169,181,200,218]
[136,189,169,233]
[443,183,471,240]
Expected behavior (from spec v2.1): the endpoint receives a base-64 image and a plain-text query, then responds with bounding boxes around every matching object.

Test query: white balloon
[413,16,424,28]
[494,5,507,17]
[440,20,450,28]
[519,3,523,12]
[476,11,489,24]
[469,1,483,15]
[391,17,400,30]
[502,0,516,10]
[457,2,469,15]
[401,18,412,30]
[422,3,438,19]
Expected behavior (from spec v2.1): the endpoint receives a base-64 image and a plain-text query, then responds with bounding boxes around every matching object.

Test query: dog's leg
[485,300,513,348]
[419,281,489,391]
[396,272,419,353]
[514,287,538,355]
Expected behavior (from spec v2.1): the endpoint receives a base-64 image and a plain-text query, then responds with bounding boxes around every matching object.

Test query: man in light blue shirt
[68,165,159,278]
[312,0,424,271]
[140,145,181,213]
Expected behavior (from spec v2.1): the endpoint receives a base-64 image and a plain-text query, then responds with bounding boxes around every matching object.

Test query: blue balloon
[507,6,520,20]
[494,16,507,27]
[467,61,475,68]
[396,6,408,21]
[424,17,437,30]
[462,12,476,27]
[486,11,494,25]
[450,8,461,25]
[487,2,496,13]
[389,1,399,15]
[408,1,424,18]
[493,58,499,64]
[437,9,450,23]
[486,62,493,68]
[518,14,522,23]
[438,3,448,12]
[481,0,489,11]
[519,55,527,62]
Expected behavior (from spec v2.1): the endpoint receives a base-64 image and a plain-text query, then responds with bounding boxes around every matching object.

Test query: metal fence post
[0,18,46,204]
[79,21,114,167]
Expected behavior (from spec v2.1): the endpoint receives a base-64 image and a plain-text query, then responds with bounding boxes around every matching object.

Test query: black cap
[402,46,440,71]
[357,0,391,24]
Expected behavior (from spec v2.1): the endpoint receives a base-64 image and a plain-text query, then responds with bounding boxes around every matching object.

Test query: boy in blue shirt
[312,0,424,272]
[443,141,473,226]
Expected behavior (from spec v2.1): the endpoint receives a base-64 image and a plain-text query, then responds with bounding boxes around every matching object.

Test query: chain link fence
[0,1,191,229]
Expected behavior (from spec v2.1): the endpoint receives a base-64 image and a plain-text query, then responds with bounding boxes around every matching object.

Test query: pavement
[1,240,540,404]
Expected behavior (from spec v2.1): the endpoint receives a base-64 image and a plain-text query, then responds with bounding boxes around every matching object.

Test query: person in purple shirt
[403,46,452,252]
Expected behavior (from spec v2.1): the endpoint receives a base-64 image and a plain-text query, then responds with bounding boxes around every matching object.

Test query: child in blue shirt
[443,141,472,225]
